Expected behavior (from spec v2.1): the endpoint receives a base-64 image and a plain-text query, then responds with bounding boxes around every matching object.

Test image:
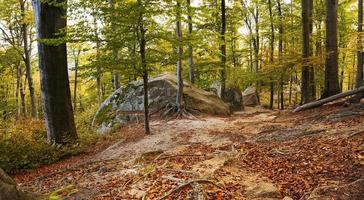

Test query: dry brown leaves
[233,137,363,199]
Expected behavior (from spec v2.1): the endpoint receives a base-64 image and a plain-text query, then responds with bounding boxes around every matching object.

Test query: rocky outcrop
[242,86,259,106]
[223,88,244,111]
[93,74,230,134]
[300,179,364,200]
[0,168,35,200]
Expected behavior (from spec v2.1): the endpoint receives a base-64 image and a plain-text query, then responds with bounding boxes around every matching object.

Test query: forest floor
[13,103,364,200]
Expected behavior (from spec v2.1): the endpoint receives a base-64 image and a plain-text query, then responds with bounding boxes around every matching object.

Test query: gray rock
[0,168,35,200]
[92,74,230,133]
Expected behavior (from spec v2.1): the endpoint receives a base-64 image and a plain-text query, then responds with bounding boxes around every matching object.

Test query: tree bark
[356,0,363,89]
[277,0,284,110]
[20,0,37,118]
[73,49,81,114]
[187,0,194,85]
[109,0,120,91]
[139,13,150,134]
[32,0,78,144]
[322,0,340,98]
[176,1,184,112]
[220,0,227,97]
[293,86,364,112]
[301,0,314,104]
[268,0,274,109]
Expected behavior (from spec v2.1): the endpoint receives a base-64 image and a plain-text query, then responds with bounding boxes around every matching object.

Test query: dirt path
[15,105,364,200]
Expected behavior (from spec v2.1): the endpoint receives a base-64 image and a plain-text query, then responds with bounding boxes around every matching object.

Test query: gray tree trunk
[301,0,315,104]
[138,0,150,134]
[73,49,81,114]
[220,0,227,97]
[176,1,184,111]
[32,0,78,144]
[187,0,194,85]
[356,0,363,89]
[277,0,284,110]
[268,0,274,109]
[20,0,37,118]
[322,0,340,98]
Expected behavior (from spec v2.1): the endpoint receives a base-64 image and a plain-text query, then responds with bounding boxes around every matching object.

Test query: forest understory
[13,103,364,200]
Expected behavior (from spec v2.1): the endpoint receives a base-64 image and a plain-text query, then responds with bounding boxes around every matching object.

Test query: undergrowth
[0,105,101,174]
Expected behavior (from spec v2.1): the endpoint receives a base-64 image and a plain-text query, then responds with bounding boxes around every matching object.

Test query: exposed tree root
[160,103,199,120]
[158,179,224,200]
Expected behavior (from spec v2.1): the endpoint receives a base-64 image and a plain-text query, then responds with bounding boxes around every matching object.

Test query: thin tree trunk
[109,0,120,90]
[73,49,81,114]
[93,13,102,104]
[322,0,340,98]
[268,0,274,109]
[187,0,194,85]
[138,2,150,134]
[20,0,37,118]
[278,0,284,110]
[32,0,78,144]
[220,0,227,97]
[176,0,184,111]
[356,0,363,89]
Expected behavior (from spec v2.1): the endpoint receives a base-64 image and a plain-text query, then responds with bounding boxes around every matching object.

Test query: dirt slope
[14,105,364,200]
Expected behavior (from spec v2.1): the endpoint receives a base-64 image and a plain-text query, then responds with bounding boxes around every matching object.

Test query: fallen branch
[293,86,364,112]
[158,179,224,200]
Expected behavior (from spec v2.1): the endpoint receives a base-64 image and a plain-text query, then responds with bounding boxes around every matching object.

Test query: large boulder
[223,88,244,111]
[242,86,259,106]
[0,168,35,200]
[92,74,230,133]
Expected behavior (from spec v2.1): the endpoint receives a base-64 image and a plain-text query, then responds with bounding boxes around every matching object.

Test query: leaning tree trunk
[20,0,37,118]
[176,0,184,112]
[322,0,340,98]
[32,0,78,144]
[220,0,227,97]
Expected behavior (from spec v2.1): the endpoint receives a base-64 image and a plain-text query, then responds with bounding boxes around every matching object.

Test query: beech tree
[322,0,340,98]
[32,0,78,144]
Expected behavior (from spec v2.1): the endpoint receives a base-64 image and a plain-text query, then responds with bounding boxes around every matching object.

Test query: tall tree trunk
[93,14,102,104]
[301,0,313,104]
[32,0,78,144]
[278,0,284,110]
[138,2,150,134]
[176,0,184,111]
[356,0,363,89]
[322,0,340,98]
[109,0,120,91]
[268,0,274,109]
[73,49,81,114]
[308,0,316,100]
[220,0,227,97]
[20,0,37,118]
[187,0,194,85]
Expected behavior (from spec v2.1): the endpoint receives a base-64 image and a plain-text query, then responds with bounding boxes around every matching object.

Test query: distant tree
[32,0,78,144]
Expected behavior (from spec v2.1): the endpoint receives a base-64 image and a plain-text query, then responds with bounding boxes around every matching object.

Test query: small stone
[360,98,364,104]
[98,166,108,173]
[283,196,293,200]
